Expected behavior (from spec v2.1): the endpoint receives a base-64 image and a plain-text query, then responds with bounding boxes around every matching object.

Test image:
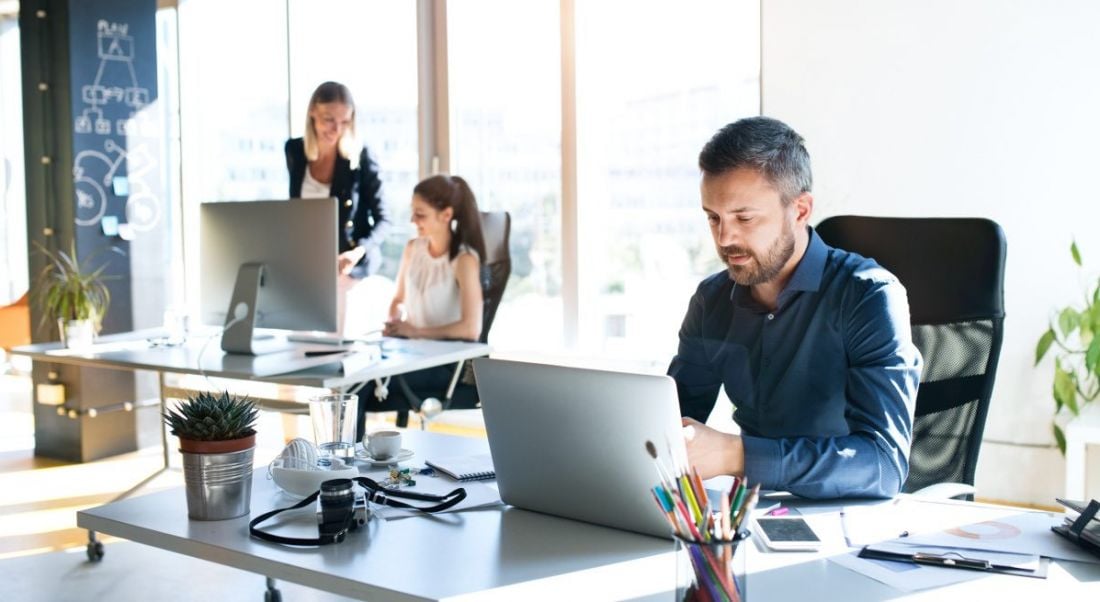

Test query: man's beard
[718,221,796,286]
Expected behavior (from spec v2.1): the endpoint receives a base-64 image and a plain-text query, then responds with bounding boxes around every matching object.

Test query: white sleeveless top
[403,238,479,329]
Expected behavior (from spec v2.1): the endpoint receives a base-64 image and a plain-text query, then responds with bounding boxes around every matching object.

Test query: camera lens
[318,478,356,543]
[320,478,353,499]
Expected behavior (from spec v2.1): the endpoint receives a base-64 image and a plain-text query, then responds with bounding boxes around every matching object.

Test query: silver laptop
[473,358,686,539]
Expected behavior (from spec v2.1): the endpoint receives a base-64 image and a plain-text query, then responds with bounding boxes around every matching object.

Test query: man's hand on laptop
[681,417,744,480]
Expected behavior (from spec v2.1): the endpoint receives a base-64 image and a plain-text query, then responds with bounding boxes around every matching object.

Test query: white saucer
[354,447,414,465]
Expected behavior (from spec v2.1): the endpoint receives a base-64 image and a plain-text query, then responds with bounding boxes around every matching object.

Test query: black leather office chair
[387,211,511,427]
[816,216,1006,498]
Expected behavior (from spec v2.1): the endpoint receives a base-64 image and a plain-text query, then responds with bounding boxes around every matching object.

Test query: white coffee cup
[364,430,402,460]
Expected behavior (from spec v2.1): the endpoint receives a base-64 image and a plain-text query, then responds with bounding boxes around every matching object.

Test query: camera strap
[249,476,467,547]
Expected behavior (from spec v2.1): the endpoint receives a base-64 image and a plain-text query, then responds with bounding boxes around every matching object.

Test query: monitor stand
[221,262,289,355]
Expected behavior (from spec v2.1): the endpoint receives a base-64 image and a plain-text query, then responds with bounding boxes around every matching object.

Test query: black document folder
[1051,498,1100,559]
[859,542,1049,579]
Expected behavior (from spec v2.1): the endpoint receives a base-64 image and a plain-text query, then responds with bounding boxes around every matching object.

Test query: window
[0,15,26,303]
[448,0,563,350]
[177,0,289,310]
[287,0,419,278]
[178,0,289,203]
[154,7,184,311]
[161,1,761,360]
[574,0,760,365]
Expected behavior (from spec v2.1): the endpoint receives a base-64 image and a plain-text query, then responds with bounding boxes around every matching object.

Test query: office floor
[0,371,486,601]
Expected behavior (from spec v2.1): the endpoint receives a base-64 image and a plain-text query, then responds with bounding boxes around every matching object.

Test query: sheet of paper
[840,500,911,547]
[895,510,1100,564]
[830,549,997,592]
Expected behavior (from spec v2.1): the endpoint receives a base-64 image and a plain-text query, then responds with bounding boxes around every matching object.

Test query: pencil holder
[674,531,750,602]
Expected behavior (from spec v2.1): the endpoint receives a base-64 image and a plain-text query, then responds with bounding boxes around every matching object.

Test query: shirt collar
[728,226,830,307]
[785,226,828,294]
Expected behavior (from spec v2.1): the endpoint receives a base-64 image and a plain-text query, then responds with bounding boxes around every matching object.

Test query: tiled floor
[0,371,485,601]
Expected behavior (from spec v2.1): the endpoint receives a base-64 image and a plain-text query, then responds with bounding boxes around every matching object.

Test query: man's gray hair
[698,116,812,204]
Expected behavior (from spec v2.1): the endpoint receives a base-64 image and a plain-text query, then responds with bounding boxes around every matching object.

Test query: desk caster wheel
[86,540,104,562]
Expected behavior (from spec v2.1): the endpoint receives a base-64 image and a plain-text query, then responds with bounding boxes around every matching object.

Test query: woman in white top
[358,175,486,435]
[384,174,486,341]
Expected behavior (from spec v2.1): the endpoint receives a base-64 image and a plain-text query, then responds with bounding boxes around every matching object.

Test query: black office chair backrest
[478,211,512,344]
[816,216,1006,494]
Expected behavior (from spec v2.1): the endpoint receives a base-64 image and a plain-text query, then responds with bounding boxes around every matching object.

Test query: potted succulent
[1035,241,1100,454]
[163,391,259,520]
[32,241,118,349]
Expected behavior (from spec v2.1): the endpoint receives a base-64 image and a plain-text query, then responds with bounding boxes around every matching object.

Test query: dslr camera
[317,478,368,543]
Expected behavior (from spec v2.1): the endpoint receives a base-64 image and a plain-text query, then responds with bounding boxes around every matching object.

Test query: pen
[730,481,747,519]
[719,490,731,539]
[650,490,682,538]
[304,349,349,357]
[840,509,854,547]
[680,474,704,527]
[731,484,760,531]
[673,495,705,541]
[690,467,709,512]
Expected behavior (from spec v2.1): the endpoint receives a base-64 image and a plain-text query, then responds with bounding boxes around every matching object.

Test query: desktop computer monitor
[199,198,338,354]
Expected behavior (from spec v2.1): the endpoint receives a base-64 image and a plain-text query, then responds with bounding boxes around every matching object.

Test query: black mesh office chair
[388,211,511,427]
[816,216,1006,498]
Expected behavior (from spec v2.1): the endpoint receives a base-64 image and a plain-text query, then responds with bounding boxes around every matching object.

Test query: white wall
[762,0,1100,505]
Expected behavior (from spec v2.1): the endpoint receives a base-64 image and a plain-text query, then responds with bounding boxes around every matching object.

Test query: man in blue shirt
[670,117,922,499]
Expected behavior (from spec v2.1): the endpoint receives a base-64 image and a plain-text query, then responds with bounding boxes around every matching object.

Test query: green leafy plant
[163,391,259,442]
[32,241,118,331]
[1035,241,1100,454]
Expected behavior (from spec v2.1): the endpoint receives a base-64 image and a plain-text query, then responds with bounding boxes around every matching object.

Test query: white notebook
[425,453,496,482]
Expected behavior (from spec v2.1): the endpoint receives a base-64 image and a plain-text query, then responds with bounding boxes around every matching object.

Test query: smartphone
[754,516,822,551]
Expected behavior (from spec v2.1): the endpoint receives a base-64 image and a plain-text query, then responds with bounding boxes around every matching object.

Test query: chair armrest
[909,482,976,500]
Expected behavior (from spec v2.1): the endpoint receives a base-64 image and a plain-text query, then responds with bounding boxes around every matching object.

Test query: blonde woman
[285,81,389,333]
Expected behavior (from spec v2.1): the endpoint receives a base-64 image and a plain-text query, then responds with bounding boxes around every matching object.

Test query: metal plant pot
[180,436,255,520]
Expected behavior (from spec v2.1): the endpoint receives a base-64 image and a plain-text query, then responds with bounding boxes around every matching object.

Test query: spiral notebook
[426,453,496,482]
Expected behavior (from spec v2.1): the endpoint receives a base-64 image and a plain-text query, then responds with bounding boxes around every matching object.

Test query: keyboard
[286,333,355,346]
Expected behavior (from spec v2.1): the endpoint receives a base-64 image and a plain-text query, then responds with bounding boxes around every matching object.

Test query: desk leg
[159,371,170,469]
[85,371,174,563]
[264,576,282,602]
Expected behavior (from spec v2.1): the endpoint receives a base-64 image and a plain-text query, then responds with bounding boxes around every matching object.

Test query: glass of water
[309,394,359,459]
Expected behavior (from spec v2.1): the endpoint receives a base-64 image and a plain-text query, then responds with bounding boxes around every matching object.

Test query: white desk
[13,330,490,507]
[12,328,491,390]
[77,431,1100,601]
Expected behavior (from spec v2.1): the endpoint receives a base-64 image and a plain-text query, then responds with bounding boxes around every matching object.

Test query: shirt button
[345,199,353,207]
[345,220,354,228]
[767,313,775,320]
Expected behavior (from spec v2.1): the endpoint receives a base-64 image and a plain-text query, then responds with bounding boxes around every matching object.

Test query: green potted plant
[163,391,259,520]
[1035,241,1100,454]
[32,241,117,349]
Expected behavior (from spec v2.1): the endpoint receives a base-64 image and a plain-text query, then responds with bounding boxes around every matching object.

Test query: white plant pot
[60,319,96,350]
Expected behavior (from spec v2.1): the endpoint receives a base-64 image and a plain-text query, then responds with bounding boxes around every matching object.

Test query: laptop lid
[473,358,685,539]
